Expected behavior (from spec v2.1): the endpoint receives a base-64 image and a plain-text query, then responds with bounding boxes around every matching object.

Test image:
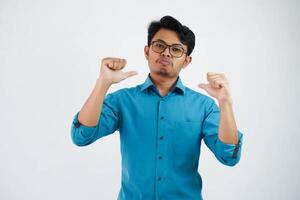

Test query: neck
[149,73,178,96]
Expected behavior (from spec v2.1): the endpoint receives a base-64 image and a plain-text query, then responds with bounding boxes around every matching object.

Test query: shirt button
[159,156,163,160]
[157,177,162,181]
[160,136,164,140]
[160,116,164,120]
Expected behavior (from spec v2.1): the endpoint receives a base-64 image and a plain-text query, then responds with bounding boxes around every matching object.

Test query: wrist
[218,97,233,107]
[97,76,112,88]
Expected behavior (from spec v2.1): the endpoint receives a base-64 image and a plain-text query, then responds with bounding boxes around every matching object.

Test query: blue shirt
[71,74,244,200]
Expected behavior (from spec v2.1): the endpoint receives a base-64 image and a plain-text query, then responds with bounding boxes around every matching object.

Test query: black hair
[147,15,195,56]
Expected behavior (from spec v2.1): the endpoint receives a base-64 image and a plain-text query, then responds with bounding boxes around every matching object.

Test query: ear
[144,46,149,60]
[182,56,192,69]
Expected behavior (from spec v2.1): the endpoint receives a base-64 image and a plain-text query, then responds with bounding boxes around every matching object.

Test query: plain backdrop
[1,0,299,199]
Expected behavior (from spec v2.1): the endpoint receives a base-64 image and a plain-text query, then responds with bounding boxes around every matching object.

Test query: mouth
[157,58,172,66]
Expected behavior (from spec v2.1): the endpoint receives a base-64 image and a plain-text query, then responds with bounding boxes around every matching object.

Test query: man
[71,15,243,200]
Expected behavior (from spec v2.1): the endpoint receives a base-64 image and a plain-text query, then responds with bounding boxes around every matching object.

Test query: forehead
[152,28,184,46]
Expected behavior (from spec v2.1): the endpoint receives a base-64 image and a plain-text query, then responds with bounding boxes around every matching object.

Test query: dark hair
[147,15,195,56]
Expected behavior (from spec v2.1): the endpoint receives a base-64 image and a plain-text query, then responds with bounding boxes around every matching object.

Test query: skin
[78,28,239,145]
[144,28,192,96]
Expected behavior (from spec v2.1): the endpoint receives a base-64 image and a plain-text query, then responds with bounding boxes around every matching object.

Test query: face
[144,28,192,79]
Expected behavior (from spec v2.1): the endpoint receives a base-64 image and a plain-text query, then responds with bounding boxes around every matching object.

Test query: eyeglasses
[151,40,187,58]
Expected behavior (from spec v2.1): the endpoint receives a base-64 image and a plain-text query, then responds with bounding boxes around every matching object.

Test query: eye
[171,46,183,53]
[155,42,166,49]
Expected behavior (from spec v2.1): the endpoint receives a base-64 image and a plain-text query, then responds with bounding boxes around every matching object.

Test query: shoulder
[184,86,215,105]
[106,83,142,99]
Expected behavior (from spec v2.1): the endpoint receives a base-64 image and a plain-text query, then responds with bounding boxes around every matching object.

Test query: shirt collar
[140,73,185,95]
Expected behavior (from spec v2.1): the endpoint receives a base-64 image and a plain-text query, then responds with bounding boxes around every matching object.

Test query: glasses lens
[152,41,166,53]
[151,41,185,57]
[170,46,184,57]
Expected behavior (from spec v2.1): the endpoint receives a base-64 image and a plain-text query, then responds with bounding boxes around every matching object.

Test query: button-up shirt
[71,74,244,200]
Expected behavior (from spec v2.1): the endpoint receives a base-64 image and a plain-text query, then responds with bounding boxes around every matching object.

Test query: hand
[198,72,232,104]
[99,57,138,85]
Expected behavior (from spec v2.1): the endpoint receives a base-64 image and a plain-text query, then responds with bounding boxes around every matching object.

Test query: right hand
[99,57,138,85]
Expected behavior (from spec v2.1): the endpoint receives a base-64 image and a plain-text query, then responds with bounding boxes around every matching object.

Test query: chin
[157,70,172,77]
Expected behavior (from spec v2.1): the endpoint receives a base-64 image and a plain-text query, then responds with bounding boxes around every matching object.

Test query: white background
[1,0,299,199]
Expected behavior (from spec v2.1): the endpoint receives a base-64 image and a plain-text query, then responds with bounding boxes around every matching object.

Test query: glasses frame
[150,40,187,58]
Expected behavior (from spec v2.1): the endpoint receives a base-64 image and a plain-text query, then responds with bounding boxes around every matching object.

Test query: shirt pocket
[171,121,201,156]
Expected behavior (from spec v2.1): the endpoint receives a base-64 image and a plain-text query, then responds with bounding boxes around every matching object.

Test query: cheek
[148,52,158,63]
[173,59,183,68]
[172,60,186,72]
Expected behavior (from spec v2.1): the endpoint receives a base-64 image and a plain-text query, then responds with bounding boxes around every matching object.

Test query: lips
[157,58,172,65]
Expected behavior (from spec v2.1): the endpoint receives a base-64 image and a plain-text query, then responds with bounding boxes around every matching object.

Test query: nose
[161,47,172,57]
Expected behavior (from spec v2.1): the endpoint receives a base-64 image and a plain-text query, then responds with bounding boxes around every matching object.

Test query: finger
[207,72,225,78]
[208,77,226,83]
[103,59,115,69]
[207,74,222,82]
[211,80,223,89]
[113,59,121,69]
[113,58,127,70]
[209,79,227,89]
[112,59,116,69]
[208,76,228,85]
[207,77,221,88]
[207,72,219,77]
[207,72,225,80]
[119,59,127,70]
[207,72,225,76]
[122,71,138,80]
[198,83,210,90]
[104,58,124,70]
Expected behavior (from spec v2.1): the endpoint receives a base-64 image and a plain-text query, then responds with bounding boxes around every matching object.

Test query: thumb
[123,71,138,79]
[198,83,209,90]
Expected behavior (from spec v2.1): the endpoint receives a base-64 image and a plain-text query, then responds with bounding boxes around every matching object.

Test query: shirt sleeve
[201,98,244,167]
[70,93,120,147]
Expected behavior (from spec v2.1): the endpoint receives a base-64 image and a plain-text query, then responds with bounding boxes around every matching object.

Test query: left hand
[198,72,232,104]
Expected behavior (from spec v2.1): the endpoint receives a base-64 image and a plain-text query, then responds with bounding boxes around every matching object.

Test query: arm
[71,57,138,146]
[77,77,111,127]
[218,99,238,144]
[199,72,240,145]
[199,72,243,166]
[78,58,137,126]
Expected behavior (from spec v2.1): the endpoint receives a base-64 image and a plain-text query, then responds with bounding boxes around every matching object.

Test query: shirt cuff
[216,130,244,160]
[71,112,98,146]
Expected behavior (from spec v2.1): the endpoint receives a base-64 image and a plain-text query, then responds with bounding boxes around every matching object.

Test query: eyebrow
[156,39,184,47]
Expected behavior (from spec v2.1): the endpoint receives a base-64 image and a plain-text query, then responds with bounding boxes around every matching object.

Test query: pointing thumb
[124,71,138,79]
[198,83,208,89]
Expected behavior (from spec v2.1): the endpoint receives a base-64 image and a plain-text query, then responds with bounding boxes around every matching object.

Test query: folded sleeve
[201,98,244,166]
[70,93,120,147]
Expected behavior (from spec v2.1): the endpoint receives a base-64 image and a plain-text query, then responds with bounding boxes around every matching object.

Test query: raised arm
[71,57,138,146]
